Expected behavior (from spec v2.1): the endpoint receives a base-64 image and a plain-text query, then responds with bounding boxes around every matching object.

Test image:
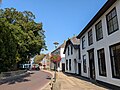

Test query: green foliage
[0,8,47,72]
[34,54,46,64]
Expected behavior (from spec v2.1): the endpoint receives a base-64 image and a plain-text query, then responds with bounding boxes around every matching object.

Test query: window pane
[110,44,120,78]
[99,28,103,39]
[106,8,119,35]
[95,21,103,41]
[88,30,93,45]
[97,49,107,76]
[108,20,114,33]
[111,9,116,17]
[107,13,112,21]
[114,23,118,31]
[82,36,85,49]
[113,17,117,24]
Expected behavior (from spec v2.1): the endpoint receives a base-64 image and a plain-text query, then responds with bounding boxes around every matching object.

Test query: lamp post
[53,42,59,82]
[53,42,59,49]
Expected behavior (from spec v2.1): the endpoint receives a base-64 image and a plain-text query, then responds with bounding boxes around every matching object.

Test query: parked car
[32,64,40,70]
[19,64,31,70]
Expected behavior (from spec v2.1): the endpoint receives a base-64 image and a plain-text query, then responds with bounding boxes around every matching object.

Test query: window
[97,48,107,76]
[78,47,81,59]
[69,59,71,71]
[95,21,103,41]
[68,47,69,56]
[66,60,68,70]
[110,43,120,79]
[88,30,93,46]
[71,46,73,55]
[83,55,87,73]
[106,8,119,35]
[82,36,85,49]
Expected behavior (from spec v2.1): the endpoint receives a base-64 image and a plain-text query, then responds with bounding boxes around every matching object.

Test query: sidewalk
[42,71,108,90]
[57,72,108,90]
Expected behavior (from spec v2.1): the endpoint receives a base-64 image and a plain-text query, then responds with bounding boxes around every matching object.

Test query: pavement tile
[42,71,108,90]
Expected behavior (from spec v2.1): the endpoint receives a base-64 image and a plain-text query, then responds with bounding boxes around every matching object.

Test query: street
[0,71,52,90]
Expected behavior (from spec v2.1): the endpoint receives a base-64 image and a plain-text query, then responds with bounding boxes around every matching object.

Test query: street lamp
[53,42,59,82]
[53,42,59,49]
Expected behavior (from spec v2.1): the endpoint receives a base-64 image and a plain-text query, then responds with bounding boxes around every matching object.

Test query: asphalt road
[0,70,52,90]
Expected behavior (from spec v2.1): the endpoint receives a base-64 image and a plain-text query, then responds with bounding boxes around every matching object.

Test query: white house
[41,53,51,70]
[77,0,120,87]
[51,42,66,72]
[63,36,81,75]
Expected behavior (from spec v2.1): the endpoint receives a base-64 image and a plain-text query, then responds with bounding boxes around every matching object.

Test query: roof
[63,36,80,54]
[77,0,117,38]
[70,36,80,45]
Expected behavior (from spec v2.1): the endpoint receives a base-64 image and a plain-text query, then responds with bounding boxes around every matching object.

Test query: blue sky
[1,0,107,54]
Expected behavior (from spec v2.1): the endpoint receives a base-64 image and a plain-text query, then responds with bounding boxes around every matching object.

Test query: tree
[34,54,46,64]
[0,8,47,72]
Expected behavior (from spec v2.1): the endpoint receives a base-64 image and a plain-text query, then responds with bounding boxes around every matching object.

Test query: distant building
[41,53,51,70]
[77,0,120,87]
[63,36,81,75]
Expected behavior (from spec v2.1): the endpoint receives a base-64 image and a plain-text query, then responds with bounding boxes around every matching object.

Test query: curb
[40,70,54,90]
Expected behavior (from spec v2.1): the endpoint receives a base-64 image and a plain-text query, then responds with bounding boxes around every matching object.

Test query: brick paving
[0,71,52,90]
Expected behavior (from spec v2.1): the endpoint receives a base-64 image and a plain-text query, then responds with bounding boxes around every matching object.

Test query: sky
[1,0,107,54]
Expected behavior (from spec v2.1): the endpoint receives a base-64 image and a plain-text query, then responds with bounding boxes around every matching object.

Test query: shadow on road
[8,78,31,85]
[0,73,31,85]
[46,75,52,80]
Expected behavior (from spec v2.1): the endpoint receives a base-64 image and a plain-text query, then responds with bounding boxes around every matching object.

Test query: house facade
[77,0,120,87]
[51,42,66,72]
[41,53,51,70]
[64,37,81,75]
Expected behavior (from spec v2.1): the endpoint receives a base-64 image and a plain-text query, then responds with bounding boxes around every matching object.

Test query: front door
[88,49,95,80]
